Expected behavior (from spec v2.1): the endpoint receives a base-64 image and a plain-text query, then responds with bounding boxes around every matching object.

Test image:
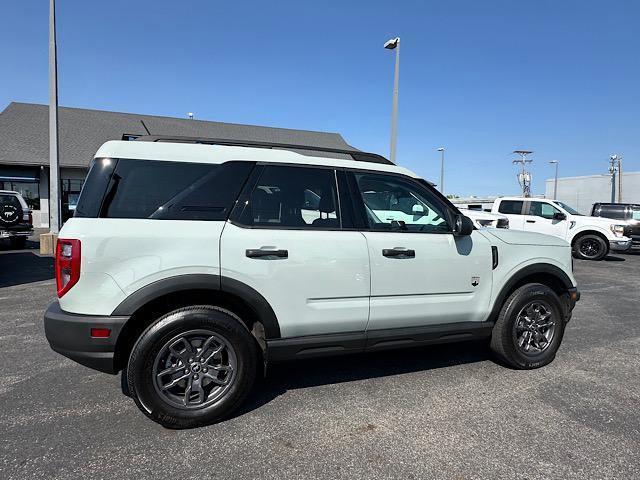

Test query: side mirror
[412,204,425,215]
[454,214,474,236]
[553,212,567,221]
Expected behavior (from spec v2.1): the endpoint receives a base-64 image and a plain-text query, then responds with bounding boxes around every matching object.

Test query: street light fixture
[549,160,559,200]
[437,147,445,194]
[384,37,400,164]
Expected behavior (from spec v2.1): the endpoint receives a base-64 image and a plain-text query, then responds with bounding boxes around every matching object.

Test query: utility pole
[618,156,623,203]
[48,0,60,234]
[437,147,445,195]
[513,150,533,197]
[549,160,559,200]
[384,37,400,163]
[609,155,619,203]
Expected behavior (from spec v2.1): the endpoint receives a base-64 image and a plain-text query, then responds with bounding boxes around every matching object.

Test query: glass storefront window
[0,181,40,209]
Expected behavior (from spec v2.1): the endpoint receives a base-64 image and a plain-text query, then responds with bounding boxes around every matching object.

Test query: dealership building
[0,102,356,227]
[544,172,640,214]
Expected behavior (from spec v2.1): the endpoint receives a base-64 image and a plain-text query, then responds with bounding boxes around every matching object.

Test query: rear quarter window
[76,158,254,221]
[498,200,524,215]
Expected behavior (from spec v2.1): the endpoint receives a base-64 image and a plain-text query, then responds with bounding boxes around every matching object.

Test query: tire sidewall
[499,285,565,369]
[128,307,257,428]
[574,234,607,261]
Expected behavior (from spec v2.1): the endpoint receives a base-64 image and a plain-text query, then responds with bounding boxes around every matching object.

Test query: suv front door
[348,171,493,332]
[524,200,569,240]
[221,164,370,339]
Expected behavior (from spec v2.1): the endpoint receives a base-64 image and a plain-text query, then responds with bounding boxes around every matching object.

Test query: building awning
[0,165,39,183]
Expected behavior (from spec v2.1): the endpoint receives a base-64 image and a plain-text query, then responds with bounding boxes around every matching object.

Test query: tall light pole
[49,0,60,233]
[513,150,533,197]
[384,37,400,164]
[437,147,445,194]
[549,160,559,200]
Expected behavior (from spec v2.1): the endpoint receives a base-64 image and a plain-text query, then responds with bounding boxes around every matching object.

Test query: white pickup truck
[491,197,632,260]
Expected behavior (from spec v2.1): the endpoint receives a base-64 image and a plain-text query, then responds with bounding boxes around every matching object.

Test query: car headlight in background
[610,224,626,237]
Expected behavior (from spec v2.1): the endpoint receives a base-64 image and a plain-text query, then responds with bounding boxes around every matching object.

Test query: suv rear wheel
[490,283,566,369]
[126,305,259,428]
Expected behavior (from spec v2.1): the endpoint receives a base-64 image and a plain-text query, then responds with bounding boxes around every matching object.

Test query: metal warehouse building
[544,172,640,214]
[0,102,357,227]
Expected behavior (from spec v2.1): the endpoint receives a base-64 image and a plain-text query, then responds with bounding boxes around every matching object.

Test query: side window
[498,200,524,215]
[529,201,560,219]
[237,165,340,229]
[353,172,450,233]
[598,206,626,220]
[99,160,253,220]
[632,207,640,221]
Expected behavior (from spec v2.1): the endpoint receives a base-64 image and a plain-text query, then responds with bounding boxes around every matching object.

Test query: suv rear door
[496,199,526,230]
[221,164,370,338]
[347,170,493,332]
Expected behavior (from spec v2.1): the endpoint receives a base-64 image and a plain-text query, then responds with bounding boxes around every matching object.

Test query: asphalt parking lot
[0,243,639,480]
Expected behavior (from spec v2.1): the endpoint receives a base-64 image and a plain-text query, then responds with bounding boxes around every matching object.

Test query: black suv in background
[0,190,33,249]
[591,203,640,249]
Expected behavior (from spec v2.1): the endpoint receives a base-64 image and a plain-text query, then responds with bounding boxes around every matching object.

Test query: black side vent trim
[492,246,499,270]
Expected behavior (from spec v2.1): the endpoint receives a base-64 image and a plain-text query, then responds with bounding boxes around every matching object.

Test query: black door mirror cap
[553,212,567,221]
[454,214,474,236]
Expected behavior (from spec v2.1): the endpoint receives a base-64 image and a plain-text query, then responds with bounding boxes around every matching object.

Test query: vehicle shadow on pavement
[0,252,54,288]
[604,255,625,262]
[234,340,490,419]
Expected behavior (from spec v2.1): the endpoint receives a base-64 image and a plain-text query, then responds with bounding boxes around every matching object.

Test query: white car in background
[459,208,509,229]
[491,197,632,260]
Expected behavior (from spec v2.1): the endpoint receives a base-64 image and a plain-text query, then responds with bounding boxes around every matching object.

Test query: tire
[490,283,566,369]
[573,234,608,261]
[9,237,27,249]
[127,305,259,429]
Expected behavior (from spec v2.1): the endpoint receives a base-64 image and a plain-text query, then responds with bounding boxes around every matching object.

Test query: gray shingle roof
[0,102,357,168]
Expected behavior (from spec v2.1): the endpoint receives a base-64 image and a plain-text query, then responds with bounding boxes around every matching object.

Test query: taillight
[55,239,81,297]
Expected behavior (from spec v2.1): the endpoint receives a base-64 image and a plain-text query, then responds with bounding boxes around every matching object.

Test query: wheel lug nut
[203,368,208,373]
[184,369,190,374]
[193,374,199,379]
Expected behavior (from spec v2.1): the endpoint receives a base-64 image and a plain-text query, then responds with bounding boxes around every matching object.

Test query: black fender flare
[111,274,281,339]
[488,263,573,323]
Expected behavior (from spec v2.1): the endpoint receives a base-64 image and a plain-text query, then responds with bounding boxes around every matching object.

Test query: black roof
[0,102,362,169]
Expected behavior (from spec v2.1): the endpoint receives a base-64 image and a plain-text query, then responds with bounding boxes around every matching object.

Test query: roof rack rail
[134,135,393,165]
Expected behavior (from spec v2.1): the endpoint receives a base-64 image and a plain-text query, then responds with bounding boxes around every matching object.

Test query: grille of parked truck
[591,203,640,249]
[44,137,579,428]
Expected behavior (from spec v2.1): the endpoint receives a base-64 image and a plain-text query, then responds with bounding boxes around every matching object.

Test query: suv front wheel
[126,305,259,428]
[490,283,566,369]
[573,234,608,261]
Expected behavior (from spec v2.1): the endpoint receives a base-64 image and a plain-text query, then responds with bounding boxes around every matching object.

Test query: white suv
[44,137,579,428]
[491,197,632,261]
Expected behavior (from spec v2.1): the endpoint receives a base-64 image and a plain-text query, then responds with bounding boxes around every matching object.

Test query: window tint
[0,194,21,210]
[237,165,339,228]
[74,158,116,218]
[528,201,561,219]
[354,173,450,233]
[498,200,524,215]
[632,208,640,221]
[597,206,627,220]
[96,159,253,220]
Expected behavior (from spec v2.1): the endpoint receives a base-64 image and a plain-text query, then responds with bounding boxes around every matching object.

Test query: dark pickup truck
[591,203,640,249]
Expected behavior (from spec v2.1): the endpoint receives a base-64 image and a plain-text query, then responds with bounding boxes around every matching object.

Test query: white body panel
[363,231,494,329]
[220,223,370,338]
[58,218,225,315]
[491,197,631,244]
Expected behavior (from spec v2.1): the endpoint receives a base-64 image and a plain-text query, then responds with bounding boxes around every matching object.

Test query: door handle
[526,220,536,223]
[382,248,415,258]
[246,249,288,259]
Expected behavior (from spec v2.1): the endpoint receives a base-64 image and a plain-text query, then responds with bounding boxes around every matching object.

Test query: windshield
[553,201,582,215]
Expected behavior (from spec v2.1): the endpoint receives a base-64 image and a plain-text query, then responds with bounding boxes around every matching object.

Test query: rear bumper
[0,228,32,238]
[610,239,632,252]
[43,301,129,374]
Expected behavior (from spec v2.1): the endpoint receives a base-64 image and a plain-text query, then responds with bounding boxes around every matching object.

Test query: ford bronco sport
[44,137,579,428]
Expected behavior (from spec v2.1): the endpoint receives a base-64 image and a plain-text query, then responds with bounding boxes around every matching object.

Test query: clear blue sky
[1,0,638,196]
